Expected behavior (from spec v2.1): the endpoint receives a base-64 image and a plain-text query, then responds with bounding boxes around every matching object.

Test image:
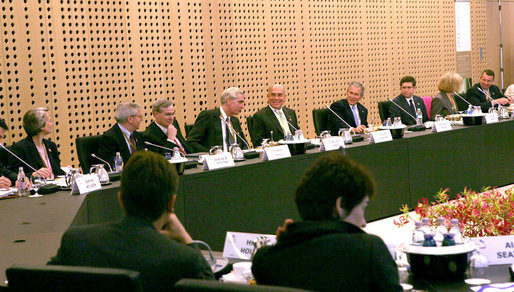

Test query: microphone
[387,98,426,131]
[325,105,353,129]
[476,87,493,101]
[90,153,113,172]
[219,117,252,150]
[325,105,365,142]
[387,98,417,121]
[452,91,472,106]
[0,143,47,181]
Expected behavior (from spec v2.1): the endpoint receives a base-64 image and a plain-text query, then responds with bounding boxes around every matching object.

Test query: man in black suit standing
[143,98,191,155]
[187,87,248,152]
[48,151,214,291]
[251,84,300,146]
[97,101,145,166]
[389,76,429,125]
[327,81,368,135]
[466,69,511,113]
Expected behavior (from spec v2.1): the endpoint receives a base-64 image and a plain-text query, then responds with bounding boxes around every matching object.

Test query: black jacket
[143,121,192,154]
[8,136,65,178]
[388,95,429,125]
[327,99,368,136]
[252,220,401,292]
[97,124,145,166]
[251,106,299,147]
[466,83,506,113]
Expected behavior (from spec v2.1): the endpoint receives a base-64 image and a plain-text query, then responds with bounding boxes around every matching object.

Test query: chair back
[174,279,312,292]
[421,96,433,119]
[75,135,103,173]
[246,115,254,141]
[7,264,142,292]
[378,101,390,122]
[312,108,329,136]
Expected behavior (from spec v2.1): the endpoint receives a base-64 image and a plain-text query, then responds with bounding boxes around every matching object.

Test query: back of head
[438,72,463,93]
[120,151,178,222]
[23,107,49,137]
[295,152,374,220]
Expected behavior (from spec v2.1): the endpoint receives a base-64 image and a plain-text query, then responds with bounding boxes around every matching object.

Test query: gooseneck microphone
[90,153,113,172]
[0,143,48,181]
[325,105,353,129]
[387,98,417,121]
[476,87,493,101]
[219,117,252,150]
[452,91,472,106]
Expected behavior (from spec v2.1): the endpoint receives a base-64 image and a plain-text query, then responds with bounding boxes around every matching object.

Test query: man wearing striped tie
[143,98,192,155]
[466,69,511,113]
[328,81,369,135]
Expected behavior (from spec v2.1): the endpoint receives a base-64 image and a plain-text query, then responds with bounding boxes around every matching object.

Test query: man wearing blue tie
[327,81,368,135]
[389,76,429,125]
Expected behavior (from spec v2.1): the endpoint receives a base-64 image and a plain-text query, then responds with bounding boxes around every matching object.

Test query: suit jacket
[252,220,401,292]
[187,108,248,153]
[251,106,299,147]
[8,136,65,178]
[0,162,17,184]
[143,120,192,154]
[327,99,368,136]
[466,83,507,113]
[97,124,145,166]
[388,95,429,125]
[48,216,214,291]
[431,92,458,119]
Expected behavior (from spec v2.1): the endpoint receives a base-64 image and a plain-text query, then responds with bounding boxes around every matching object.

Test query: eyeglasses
[130,114,143,119]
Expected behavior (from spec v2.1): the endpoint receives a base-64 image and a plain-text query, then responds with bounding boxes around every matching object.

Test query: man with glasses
[98,101,145,166]
[389,76,429,125]
[143,98,191,155]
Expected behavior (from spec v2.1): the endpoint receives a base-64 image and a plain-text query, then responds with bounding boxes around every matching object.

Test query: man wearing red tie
[143,98,191,155]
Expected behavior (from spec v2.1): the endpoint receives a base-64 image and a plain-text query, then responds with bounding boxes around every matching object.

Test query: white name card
[320,136,345,151]
[484,113,499,124]
[202,152,235,170]
[369,130,393,144]
[75,174,102,195]
[471,235,514,265]
[432,120,453,133]
[262,145,291,161]
[222,231,277,259]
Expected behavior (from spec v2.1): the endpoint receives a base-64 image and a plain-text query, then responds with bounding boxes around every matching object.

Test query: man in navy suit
[251,84,300,146]
[389,76,429,125]
[328,81,369,135]
[466,69,511,112]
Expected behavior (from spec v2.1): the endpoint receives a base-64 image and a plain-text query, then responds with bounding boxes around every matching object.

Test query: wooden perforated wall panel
[0,0,485,167]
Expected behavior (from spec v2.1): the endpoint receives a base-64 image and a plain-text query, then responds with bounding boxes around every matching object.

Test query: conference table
[1,119,513,287]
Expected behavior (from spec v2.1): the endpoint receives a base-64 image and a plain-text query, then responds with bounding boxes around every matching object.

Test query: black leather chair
[174,279,312,291]
[378,101,390,123]
[184,123,194,137]
[312,108,329,136]
[6,264,142,292]
[75,135,103,173]
[246,115,254,142]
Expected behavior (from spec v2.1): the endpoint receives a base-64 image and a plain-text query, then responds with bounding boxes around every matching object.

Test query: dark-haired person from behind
[252,153,401,292]
[8,108,65,179]
[48,151,214,291]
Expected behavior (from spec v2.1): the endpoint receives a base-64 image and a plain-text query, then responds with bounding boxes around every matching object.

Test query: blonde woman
[431,72,463,119]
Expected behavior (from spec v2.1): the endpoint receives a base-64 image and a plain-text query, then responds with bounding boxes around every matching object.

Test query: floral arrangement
[394,187,514,237]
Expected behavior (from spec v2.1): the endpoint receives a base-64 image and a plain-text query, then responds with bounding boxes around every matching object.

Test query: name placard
[222,231,276,259]
[262,145,291,161]
[432,120,452,133]
[320,136,345,151]
[369,130,393,144]
[75,174,102,195]
[203,152,235,170]
[470,235,514,265]
[484,113,499,124]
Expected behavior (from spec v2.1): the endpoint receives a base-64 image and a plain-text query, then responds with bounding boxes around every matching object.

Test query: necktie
[225,117,234,148]
[409,100,416,115]
[128,133,137,154]
[172,138,186,155]
[277,111,290,135]
[351,105,360,126]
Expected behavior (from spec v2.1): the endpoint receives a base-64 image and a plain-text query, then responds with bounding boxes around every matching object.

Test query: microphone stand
[387,98,426,131]
[325,105,364,142]
[219,117,258,159]
[91,153,122,181]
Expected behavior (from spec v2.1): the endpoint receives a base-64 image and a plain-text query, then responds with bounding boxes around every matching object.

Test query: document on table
[0,188,17,198]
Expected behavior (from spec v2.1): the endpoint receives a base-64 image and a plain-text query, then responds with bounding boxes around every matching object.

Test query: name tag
[262,145,291,161]
[320,136,345,151]
[74,174,102,195]
[222,231,276,259]
[369,130,393,144]
[484,113,499,124]
[432,120,452,133]
[203,152,235,170]
[470,235,514,265]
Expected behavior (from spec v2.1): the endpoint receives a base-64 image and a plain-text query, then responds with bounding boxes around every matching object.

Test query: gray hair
[268,84,287,95]
[151,98,173,114]
[115,102,141,123]
[220,87,244,104]
[23,107,49,137]
[347,81,365,96]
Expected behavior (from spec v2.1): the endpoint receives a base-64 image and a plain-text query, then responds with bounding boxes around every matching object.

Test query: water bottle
[114,152,123,172]
[422,234,436,247]
[433,217,447,246]
[442,233,456,246]
[415,108,423,125]
[17,167,28,197]
[421,218,432,236]
[449,219,463,244]
[411,221,424,245]
[466,104,474,114]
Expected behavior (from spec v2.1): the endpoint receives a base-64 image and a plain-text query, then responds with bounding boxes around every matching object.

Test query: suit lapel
[28,137,45,170]
[283,108,297,134]
[114,125,132,161]
[265,107,285,136]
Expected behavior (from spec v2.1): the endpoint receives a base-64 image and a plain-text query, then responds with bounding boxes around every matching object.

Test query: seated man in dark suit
[48,151,215,291]
[327,81,368,135]
[187,87,249,152]
[97,101,145,166]
[0,119,18,189]
[466,69,511,113]
[143,98,191,155]
[389,75,429,125]
[251,84,300,147]
[251,153,401,292]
